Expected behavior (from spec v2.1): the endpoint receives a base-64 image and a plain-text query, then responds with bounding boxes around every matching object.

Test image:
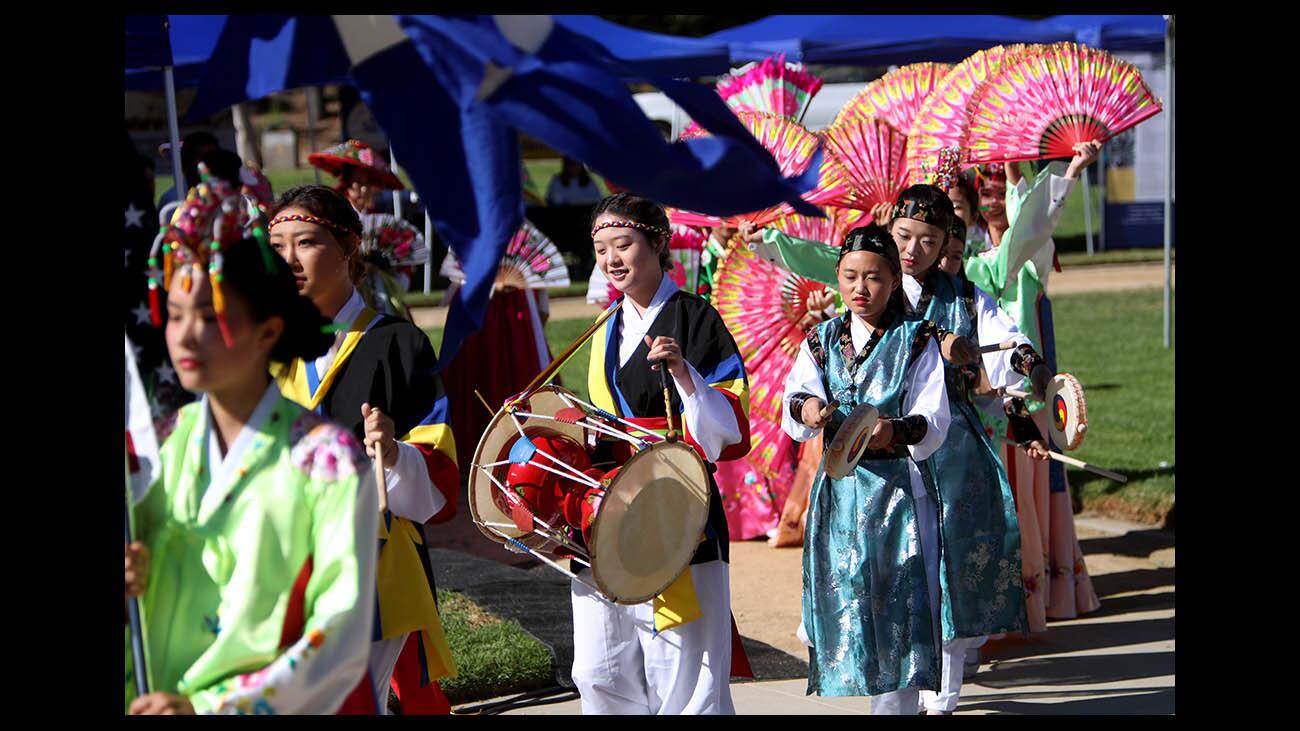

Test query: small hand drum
[1045,373,1088,451]
[824,403,880,479]
[588,440,710,604]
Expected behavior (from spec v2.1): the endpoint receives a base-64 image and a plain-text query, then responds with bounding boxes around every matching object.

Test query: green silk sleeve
[761,228,839,286]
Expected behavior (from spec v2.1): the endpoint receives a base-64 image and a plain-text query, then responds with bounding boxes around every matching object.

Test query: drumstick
[1002,439,1128,483]
[978,340,1018,354]
[819,399,839,420]
[474,389,496,417]
[658,359,679,442]
[1005,387,1033,399]
[374,443,389,513]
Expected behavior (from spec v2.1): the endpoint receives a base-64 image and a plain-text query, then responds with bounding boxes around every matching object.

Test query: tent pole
[1082,166,1095,255]
[391,147,403,220]
[305,87,321,184]
[163,65,185,196]
[424,209,433,295]
[1163,16,1174,349]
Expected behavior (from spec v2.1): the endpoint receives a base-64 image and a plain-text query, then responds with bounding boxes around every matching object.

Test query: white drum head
[589,441,710,605]
[825,403,879,479]
[1046,373,1088,451]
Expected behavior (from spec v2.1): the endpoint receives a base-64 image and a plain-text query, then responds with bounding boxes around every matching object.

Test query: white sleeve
[1047,173,1077,229]
[673,360,743,463]
[901,338,950,463]
[781,338,829,443]
[974,288,1031,391]
[383,441,446,523]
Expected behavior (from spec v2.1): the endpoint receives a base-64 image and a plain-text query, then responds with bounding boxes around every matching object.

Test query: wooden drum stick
[1002,439,1127,483]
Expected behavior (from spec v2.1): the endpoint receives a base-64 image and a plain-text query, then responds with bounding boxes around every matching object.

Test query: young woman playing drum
[888,184,1053,714]
[267,185,460,714]
[125,179,376,714]
[781,224,951,715]
[575,193,751,714]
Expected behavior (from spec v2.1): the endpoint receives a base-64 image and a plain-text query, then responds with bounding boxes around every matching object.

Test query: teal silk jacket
[803,313,941,697]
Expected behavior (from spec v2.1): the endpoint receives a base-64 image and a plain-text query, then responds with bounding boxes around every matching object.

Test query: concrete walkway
[411,262,1173,330]
[480,513,1173,715]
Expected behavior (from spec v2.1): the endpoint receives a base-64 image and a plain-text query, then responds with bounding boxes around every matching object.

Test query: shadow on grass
[1080,382,1123,391]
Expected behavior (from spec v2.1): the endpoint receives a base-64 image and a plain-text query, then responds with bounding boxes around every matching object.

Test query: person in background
[545,157,603,207]
[157,130,221,208]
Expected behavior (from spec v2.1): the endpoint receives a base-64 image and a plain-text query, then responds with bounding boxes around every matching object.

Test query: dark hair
[180,131,220,184]
[558,156,591,188]
[590,192,672,272]
[219,237,333,364]
[271,185,366,284]
[948,177,983,229]
[198,147,244,188]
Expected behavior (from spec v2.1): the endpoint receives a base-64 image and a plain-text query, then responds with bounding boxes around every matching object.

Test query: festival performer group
[125,38,1161,715]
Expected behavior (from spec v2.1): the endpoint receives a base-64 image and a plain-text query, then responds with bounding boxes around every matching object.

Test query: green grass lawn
[433,591,554,705]
[1050,287,1174,525]
[425,287,1174,526]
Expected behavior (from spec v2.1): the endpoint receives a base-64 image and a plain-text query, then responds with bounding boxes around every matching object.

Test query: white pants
[367,634,407,715]
[570,560,735,715]
[871,491,942,716]
[919,636,985,713]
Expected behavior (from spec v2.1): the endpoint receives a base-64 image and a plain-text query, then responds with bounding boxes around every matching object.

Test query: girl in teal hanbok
[124,178,378,714]
[888,184,1052,715]
[781,224,951,715]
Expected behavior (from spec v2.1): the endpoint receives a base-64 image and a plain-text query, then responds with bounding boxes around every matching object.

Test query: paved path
[411,262,1173,330]
[479,513,1173,715]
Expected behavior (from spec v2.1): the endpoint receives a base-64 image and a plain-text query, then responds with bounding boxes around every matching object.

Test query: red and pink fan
[820,116,910,214]
[833,62,953,134]
[442,219,569,290]
[767,206,870,247]
[965,43,1164,164]
[605,224,707,303]
[717,54,824,123]
[712,238,835,535]
[669,112,853,229]
[681,55,825,138]
[906,45,1035,184]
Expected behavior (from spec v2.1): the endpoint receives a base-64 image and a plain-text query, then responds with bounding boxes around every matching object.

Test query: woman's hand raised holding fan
[738,220,763,245]
[869,202,893,226]
[1066,141,1103,179]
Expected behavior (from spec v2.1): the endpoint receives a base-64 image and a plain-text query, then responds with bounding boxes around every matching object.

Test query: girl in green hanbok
[125,179,377,714]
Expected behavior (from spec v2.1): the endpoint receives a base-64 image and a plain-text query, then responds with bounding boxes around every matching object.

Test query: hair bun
[271,294,334,364]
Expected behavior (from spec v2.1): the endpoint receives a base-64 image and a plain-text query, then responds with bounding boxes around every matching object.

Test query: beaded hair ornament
[928,146,963,192]
[146,163,277,347]
[964,162,1006,191]
[891,186,954,233]
[590,219,670,240]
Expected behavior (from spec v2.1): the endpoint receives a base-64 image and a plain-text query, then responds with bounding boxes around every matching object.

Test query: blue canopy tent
[125,15,227,90]
[707,15,1073,64]
[553,15,733,79]
[1036,15,1166,52]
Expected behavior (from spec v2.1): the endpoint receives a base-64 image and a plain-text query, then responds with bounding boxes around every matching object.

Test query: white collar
[848,313,876,352]
[902,274,923,308]
[621,273,678,327]
[332,287,366,329]
[199,381,281,518]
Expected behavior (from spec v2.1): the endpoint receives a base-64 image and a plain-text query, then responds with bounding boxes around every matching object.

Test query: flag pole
[1163,15,1174,349]
[424,209,433,294]
[305,87,321,184]
[163,63,185,197]
[390,146,403,220]
[125,451,150,697]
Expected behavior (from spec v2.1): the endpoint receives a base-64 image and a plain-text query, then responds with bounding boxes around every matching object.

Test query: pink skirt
[1003,409,1100,632]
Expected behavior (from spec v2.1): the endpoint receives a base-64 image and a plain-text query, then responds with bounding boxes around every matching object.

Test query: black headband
[839,224,901,272]
[891,197,954,233]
